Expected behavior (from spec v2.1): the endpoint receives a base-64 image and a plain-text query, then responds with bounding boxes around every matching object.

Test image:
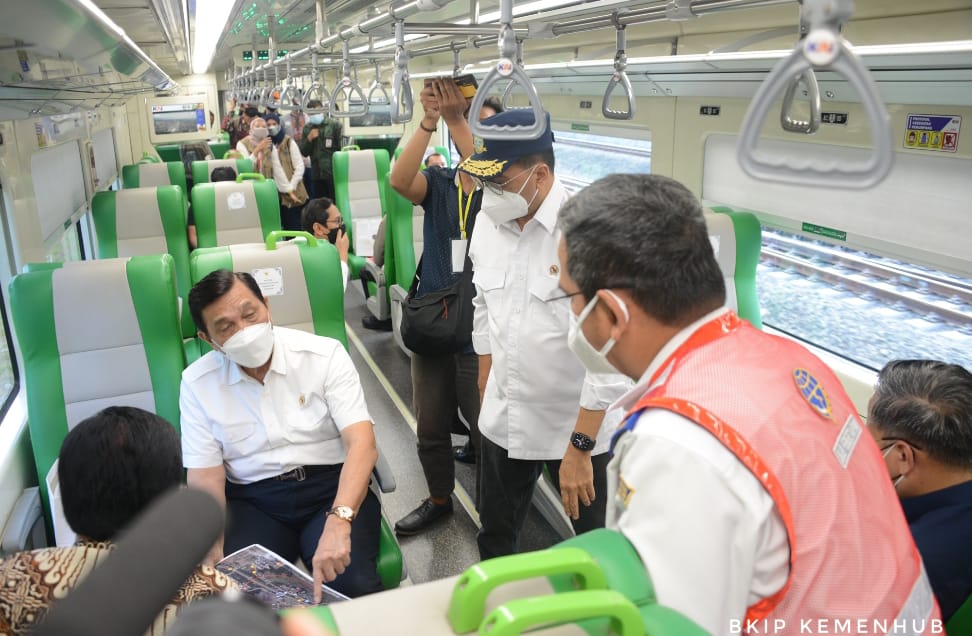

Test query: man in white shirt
[555,174,939,635]
[460,110,629,558]
[180,269,381,600]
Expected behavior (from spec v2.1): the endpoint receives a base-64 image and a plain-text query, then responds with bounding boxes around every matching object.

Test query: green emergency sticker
[802,222,846,241]
[570,123,590,131]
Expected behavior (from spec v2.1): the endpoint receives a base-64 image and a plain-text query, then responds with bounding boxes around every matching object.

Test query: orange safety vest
[619,311,942,633]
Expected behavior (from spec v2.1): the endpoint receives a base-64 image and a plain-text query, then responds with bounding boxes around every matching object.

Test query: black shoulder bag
[400,189,478,357]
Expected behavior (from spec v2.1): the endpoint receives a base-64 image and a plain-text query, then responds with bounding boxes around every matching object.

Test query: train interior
[0,0,970,632]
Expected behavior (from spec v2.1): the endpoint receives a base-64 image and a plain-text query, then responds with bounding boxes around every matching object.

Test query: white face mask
[567,290,629,375]
[268,124,280,136]
[251,127,269,141]
[479,165,540,225]
[882,443,906,488]
[217,321,274,368]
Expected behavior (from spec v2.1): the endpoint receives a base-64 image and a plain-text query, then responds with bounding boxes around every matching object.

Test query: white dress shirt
[469,177,629,460]
[180,326,372,484]
[607,307,790,635]
[270,137,305,195]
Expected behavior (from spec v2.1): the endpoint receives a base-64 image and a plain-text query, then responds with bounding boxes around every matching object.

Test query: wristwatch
[327,505,355,522]
[571,431,596,452]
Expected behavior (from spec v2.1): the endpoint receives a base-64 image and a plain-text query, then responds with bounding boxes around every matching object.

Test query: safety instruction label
[904,114,960,152]
[802,222,846,242]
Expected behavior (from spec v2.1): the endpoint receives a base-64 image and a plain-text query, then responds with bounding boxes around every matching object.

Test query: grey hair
[869,359,972,469]
[559,173,725,326]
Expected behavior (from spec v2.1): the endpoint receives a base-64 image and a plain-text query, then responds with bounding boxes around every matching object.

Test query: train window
[552,130,651,192]
[44,221,83,263]
[0,288,18,421]
[758,227,972,372]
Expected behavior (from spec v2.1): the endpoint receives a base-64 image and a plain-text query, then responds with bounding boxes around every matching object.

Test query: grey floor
[341,284,564,584]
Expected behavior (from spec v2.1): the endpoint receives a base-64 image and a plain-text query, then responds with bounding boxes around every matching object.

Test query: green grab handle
[341,144,360,151]
[447,547,608,634]
[236,172,267,182]
[140,152,161,163]
[283,606,339,634]
[265,230,319,250]
[478,590,644,636]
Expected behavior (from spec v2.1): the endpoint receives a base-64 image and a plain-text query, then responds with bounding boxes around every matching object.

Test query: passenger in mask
[236,117,273,177]
[299,102,343,200]
[182,270,383,600]
[301,197,350,291]
[265,112,309,231]
[556,174,941,634]
[456,110,630,558]
[866,359,972,622]
[387,78,502,536]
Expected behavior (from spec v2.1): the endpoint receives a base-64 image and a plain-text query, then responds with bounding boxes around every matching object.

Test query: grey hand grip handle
[737,31,892,189]
[301,82,330,114]
[329,78,369,118]
[468,62,546,140]
[602,70,635,120]
[780,69,821,133]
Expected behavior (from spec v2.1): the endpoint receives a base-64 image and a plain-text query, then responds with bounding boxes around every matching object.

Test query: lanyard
[457,181,476,240]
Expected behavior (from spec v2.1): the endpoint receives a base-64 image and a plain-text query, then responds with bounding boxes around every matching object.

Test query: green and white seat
[387,173,422,356]
[8,255,186,546]
[705,207,763,328]
[90,186,194,337]
[332,148,390,283]
[190,158,253,185]
[191,179,281,248]
[189,231,405,590]
[121,159,188,194]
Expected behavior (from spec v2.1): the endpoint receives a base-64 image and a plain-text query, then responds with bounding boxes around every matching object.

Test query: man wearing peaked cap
[459,109,630,559]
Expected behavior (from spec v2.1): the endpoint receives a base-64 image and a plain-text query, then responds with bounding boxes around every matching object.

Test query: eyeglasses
[545,290,583,303]
[879,437,924,452]
[327,216,344,227]
[477,164,539,196]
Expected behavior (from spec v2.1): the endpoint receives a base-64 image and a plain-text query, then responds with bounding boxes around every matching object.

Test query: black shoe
[453,442,476,464]
[361,315,392,332]
[394,498,453,536]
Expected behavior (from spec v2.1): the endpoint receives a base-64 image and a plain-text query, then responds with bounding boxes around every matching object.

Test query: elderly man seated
[867,359,972,622]
[0,406,232,634]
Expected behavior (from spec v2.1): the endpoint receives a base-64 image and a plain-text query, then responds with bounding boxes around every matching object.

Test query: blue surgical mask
[308,114,324,125]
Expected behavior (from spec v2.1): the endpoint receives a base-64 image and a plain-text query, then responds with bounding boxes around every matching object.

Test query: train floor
[342,283,564,585]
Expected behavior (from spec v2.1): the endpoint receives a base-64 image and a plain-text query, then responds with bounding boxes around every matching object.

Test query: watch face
[572,432,595,451]
[332,505,354,521]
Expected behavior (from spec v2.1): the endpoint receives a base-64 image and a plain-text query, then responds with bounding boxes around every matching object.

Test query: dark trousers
[312,176,335,202]
[224,466,383,598]
[411,351,480,500]
[280,201,305,232]
[477,436,610,560]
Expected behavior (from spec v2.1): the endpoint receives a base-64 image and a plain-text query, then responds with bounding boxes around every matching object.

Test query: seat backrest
[704,208,762,328]
[8,255,186,524]
[191,158,254,185]
[191,180,281,248]
[90,186,194,336]
[332,149,390,258]
[190,232,348,349]
[121,161,188,194]
[384,173,419,290]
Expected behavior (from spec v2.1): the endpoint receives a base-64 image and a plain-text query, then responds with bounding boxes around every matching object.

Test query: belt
[271,465,334,482]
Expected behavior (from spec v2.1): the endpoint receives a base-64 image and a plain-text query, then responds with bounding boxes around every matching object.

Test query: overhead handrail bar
[302,51,331,114]
[468,0,546,140]
[601,14,635,120]
[368,60,391,104]
[329,40,369,118]
[737,0,892,188]
[500,39,523,109]
[391,20,414,123]
[779,69,820,133]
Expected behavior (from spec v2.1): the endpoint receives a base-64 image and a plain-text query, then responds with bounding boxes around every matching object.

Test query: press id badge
[325,138,333,149]
[452,239,467,273]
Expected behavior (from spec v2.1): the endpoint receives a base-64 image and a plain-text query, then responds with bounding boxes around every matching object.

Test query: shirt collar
[610,306,732,414]
[900,479,972,524]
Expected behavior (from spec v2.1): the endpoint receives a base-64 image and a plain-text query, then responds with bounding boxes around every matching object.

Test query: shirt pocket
[473,266,506,299]
[288,391,340,442]
[217,420,260,458]
[528,273,568,328]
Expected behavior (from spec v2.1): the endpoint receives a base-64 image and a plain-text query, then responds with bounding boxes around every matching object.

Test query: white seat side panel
[65,391,157,431]
[138,163,172,187]
[115,189,164,240]
[412,209,424,260]
[229,244,315,333]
